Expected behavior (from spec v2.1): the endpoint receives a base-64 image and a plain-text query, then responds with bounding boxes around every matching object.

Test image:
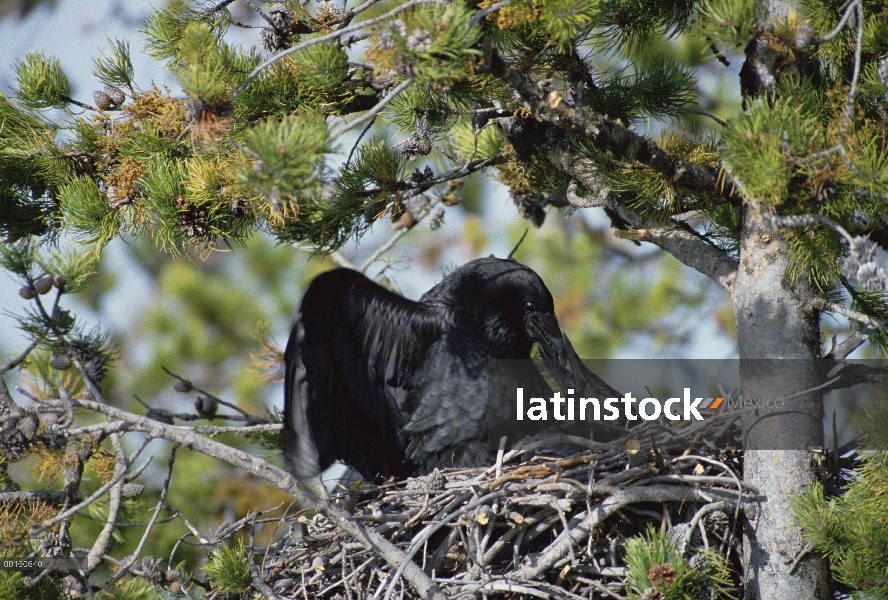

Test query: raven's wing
[283,268,445,481]
[401,345,558,473]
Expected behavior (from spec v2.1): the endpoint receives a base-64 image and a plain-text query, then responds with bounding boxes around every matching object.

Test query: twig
[336,79,413,137]
[104,445,179,587]
[359,197,441,272]
[813,298,887,330]
[232,0,438,100]
[161,366,255,420]
[68,396,449,600]
[824,330,869,360]
[346,115,377,165]
[30,435,152,535]
[86,431,129,572]
[0,490,69,504]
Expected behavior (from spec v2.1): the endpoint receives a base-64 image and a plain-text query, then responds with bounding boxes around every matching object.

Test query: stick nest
[264,440,752,599]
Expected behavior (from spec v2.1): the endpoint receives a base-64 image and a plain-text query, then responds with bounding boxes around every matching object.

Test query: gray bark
[733,206,829,600]
[732,0,831,593]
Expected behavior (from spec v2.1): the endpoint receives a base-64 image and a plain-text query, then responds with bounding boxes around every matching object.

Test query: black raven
[282,257,578,482]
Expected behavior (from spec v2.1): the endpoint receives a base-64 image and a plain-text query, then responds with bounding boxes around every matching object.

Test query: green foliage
[784,226,844,292]
[0,568,64,600]
[175,22,248,105]
[848,288,888,353]
[334,138,408,227]
[235,112,334,213]
[205,543,252,593]
[597,0,696,52]
[695,0,757,46]
[793,399,888,598]
[388,84,456,138]
[451,121,505,160]
[141,0,229,65]
[291,41,349,98]
[99,578,166,600]
[793,474,888,598]
[139,157,189,251]
[4,0,888,595]
[13,52,71,109]
[722,96,821,206]
[0,238,38,278]
[624,524,735,599]
[58,178,118,246]
[370,2,481,84]
[36,248,101,295]
[537,0,601,53]
[584,55,696,123]
[93,38,135,88]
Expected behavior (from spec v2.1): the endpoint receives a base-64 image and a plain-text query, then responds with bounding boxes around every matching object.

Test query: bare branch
[812,298,887,330]
[533,141,738,291]
[68,397,449,600]
[104,445,179,587]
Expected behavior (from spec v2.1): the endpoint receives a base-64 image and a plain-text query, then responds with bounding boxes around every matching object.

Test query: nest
[263,437,752,599]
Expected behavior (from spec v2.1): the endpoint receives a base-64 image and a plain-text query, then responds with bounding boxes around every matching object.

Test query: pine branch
[232,0,440,101]
[823,330,868,360]
[0,490,70,505]
[489,51,727,198]
[812,298,887,331]
[509,124,738,291]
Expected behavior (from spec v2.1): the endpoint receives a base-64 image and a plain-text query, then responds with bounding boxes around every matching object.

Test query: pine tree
[1,0,887,598]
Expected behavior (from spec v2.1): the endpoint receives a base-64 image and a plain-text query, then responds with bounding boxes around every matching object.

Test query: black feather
[282,257,568,481]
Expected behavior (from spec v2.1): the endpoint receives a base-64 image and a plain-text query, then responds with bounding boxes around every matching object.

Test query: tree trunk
[733,205,829,599]
[732,0,832,594]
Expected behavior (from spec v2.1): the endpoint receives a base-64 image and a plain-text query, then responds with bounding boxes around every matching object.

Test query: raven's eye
[525,302,537,312]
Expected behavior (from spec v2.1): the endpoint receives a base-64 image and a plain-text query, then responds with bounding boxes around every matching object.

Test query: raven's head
[422,257,568,359]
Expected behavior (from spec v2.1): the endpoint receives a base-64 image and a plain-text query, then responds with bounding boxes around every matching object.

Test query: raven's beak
[525,312,568,361]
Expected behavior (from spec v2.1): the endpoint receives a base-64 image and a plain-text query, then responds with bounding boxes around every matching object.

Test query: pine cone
[704,509,730,529]
[393,210,415,230]
[428,207,445,230]
[363,198,387,223]
[400,135,432,160]
[512,189,546,227]
[184,97,205,123]
[406,29,432,53]
[85,356,108,383]
[93,90,113,110]
[688,552,711,574]
[179,208,209,237]
[195,395,218,419]
[34,277,53,295]
[140,556,163,584]
[389,201,407,223]
[41,531,72,558]
[262,6,296,52]
[410,165,434,185]
[648,563,676,588]
[18,286,36,300]
[103,85,125,105]
[174,379,193,393]
[230,199,248,217]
